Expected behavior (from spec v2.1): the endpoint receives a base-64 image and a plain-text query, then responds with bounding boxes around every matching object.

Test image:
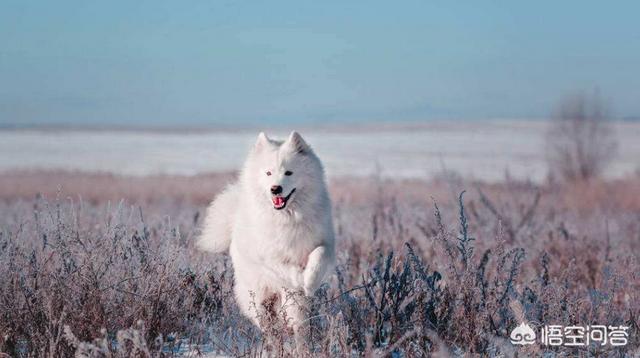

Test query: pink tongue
[273,196,285,207]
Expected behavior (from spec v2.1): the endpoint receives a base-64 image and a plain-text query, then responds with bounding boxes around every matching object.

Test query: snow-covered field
[1,120,639,182]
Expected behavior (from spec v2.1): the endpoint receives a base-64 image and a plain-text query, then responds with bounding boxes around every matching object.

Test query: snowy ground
[2,120,639,182]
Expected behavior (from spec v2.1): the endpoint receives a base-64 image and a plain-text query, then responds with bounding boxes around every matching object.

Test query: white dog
[197,131,335,331]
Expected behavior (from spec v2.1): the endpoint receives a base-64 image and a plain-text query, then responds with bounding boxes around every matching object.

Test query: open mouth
[272,188,296,210]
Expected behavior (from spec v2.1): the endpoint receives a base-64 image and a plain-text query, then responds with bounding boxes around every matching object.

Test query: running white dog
[197,131,335,331]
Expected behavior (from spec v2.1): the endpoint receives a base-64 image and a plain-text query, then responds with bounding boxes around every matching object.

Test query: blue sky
[1,1,639,126]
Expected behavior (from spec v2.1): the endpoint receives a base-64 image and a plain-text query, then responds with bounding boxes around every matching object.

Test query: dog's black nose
[270,185,283,195]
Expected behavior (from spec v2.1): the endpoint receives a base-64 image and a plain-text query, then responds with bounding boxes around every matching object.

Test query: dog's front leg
[302,245,334,296]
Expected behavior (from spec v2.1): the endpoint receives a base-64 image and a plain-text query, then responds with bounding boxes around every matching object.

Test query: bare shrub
[546,91,618,182]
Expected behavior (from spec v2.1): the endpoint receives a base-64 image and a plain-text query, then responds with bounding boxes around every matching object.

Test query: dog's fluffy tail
[196,183,238,253]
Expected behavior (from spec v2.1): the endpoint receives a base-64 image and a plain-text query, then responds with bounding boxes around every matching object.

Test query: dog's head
[246,131,324,211]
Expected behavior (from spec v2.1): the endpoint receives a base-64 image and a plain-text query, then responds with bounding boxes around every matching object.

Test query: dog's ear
[254,132,270,151]
[284,131,309,154]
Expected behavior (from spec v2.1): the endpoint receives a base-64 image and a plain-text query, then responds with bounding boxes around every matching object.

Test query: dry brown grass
[0,170,235,205]
[0,170,639,356]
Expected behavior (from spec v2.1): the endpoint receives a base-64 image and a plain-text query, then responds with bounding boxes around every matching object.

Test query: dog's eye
[284,171,293,176]
[266,171,272,176]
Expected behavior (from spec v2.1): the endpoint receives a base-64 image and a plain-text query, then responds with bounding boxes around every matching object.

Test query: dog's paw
[303,274,319,297]
[303,284,314,297]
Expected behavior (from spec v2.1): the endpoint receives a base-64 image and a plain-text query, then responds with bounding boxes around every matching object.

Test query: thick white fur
[197,131,336,330]
[198,185,236,253]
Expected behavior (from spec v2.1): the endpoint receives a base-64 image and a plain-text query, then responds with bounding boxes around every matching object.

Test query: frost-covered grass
[0,171,639,357]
